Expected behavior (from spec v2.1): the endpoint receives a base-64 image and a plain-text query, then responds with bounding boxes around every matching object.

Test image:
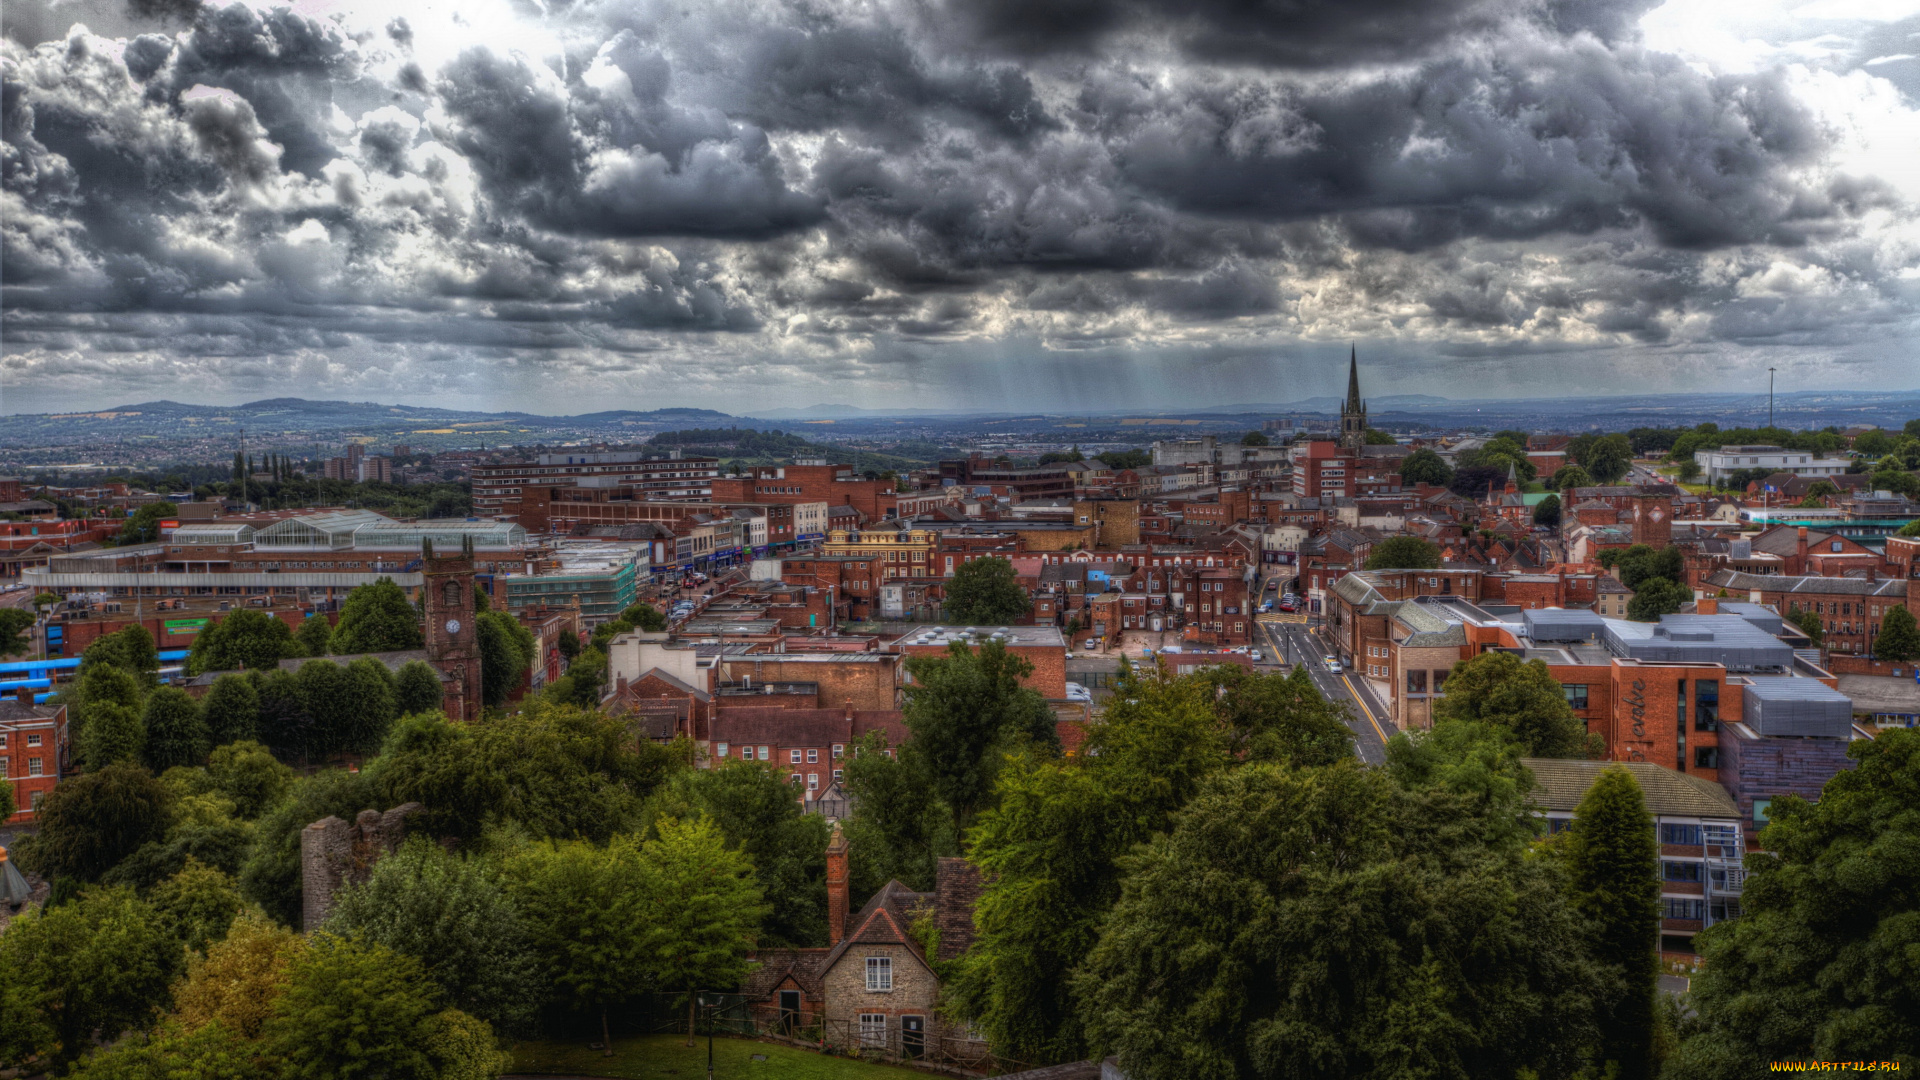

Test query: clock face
[445,619,461,635]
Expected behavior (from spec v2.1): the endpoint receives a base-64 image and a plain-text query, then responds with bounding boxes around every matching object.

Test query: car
[1250,650,1263,661]
[1259,602,1274,613]
[1064,681,1092,702]
[1324,657,1342,673]
[1084,639,1098,650]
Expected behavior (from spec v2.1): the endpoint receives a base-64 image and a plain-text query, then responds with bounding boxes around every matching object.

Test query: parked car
[1064,682,1092,702]
[1083,639,1098,650]
[1324,656,1342,673]
[1250,650,1263,661]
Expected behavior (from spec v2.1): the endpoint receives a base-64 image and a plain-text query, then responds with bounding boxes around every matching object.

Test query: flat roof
[893,625,1067,648]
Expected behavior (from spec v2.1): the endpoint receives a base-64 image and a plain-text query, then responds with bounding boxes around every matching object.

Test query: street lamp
[699,992,717,1080]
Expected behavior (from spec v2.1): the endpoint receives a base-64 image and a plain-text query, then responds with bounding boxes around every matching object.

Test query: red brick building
[1,691,68,822]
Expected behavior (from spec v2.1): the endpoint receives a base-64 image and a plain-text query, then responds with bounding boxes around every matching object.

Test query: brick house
[741,825,988,1061]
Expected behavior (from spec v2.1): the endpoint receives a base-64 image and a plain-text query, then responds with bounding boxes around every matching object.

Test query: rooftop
[893,625,1067,648]
[1522,758,1739,819]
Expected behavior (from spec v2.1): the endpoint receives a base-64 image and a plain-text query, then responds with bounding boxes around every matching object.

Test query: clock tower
[1630,493,1672,551]
[423,537,482,722]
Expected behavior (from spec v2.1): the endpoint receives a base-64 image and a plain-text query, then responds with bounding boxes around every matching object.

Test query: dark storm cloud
[1,0,1915,412]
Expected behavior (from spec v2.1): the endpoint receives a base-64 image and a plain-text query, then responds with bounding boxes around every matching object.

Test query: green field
[511,1034,917,1079]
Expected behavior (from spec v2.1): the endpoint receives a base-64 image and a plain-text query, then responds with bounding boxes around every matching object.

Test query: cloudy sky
[3,0,1918,415]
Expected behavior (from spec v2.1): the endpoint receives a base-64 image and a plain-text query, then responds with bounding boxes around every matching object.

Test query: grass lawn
[511,1034,918,1079]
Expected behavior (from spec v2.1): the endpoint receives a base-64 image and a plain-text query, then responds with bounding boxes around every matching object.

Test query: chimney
[1696,597,1719,615]
[826,821,850,948]
[15,686,31,706]
[1796,526,1808,565]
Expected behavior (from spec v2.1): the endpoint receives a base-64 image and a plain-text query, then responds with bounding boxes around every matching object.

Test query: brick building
[894,626,1069,699]
[1,691,68,822]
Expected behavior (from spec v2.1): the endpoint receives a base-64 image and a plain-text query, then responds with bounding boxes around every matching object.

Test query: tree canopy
[1431,650,1591,758]
[902,639,1059,829]
[1561,767,1661,1080]
[1398,447,1453,487]
[1364,535,1441,570]
[186,610,301,676]
[330,578,425,654]
[943,556,1031,624]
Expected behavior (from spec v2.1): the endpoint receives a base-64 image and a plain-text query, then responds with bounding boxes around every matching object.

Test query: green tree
[394,659,446,715]
[1074,762,1600,1080]
[469,700,680,842]
[263,934,445,1080]
[0,607,35,656]
[943,556,1031,624]
[141,686,209,772]
[1675,459,1702,483]
[83,624,160,683]
[1868,466,1919,498]
[1240,430,1270,446]
[1398,447,1453,487]
[293,613,332,657]
[619,601,668,632]
[251,668,314,760]
[1628,577,1692,622]
[1562,767,1660,1080]
[201,673,260,748]
[646,761,831,947]
[342,657,399,753]
[1432,651,1590,758]
[1789,606,1825,646]
[1200,664,1354,765]
[1551,463,1596,491]
[1534,492,1562,528]
[1601,543,1685,591]
[187,609,300,676]
[326,838,541,1032]
[1875,604,1920,663]
[329,577,424,654]
[1853,428,1895,456]
[80,701,147,771]
[951,665,1229,1063]
[150,857,248,955]
[0,885,183,1070]
[1363,428,1397,445]
[478,609,536,706]
[368,713,508,844]
[206,739,295,818]
[419,1009,511,1080]
[1670,729,1920,1073]
[65,1018,261,1079]
[641,816,770,1044]
[504,836,655,1055]
[903,640,1059,829]
[1364,535,1442,570]
[295,660,355,757]
[1581,433,1635,483]
[118,501,179,545]
[843,731,953,896]
[1804,479,1840,499]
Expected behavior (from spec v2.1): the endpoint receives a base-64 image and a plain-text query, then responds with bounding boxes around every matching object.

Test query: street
[1263,621,1397,765]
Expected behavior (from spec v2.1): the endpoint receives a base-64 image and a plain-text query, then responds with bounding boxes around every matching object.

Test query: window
[1831,541,1843,552]
[1661,823,1704,846]
[859,1014,887,1047]
[833,769,844,782]
[790,749,803,764]
[1407,670,1427,693]
[1563,684,1589,710]
[1662,860,1703,882]
[808,773,819,790]
[790,773,802,784]
[1694,747,1720,769]
[758,746,771,760]
[866,957,893,991]
[807,748,819,763]
[716,742,729,758]
[0,734,6,749]
[1695,680,1719,731]
[26,733,40,747]
[28,758,43,776]
[1664,898,1707,921]
[0,757,7,775]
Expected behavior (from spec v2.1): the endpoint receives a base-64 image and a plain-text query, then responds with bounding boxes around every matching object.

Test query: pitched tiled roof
[1708,570,1907,598]
[1522,758,1739,818]
[709,708,908,747]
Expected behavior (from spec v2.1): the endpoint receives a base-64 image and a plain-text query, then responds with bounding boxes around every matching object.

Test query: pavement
[1262,620,1398,765]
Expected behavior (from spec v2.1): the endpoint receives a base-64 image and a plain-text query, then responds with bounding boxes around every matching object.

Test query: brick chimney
[826,821,850,948]
[1796,526,1809,570]
[15,685,32,706]
[1696,597,1719,615]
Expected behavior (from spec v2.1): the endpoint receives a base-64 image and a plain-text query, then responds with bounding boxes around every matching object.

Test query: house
[1,690,69,822]
[740,824,988,1062]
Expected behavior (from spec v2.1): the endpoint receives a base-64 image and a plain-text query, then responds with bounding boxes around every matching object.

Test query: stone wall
[300,803,423,931]
[821,942,944,1041]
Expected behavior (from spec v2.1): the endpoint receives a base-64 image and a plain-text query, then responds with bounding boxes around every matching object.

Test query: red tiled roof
[709,708,908,747]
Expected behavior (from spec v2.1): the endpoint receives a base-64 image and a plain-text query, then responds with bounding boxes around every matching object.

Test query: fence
[622,993,1036,1076]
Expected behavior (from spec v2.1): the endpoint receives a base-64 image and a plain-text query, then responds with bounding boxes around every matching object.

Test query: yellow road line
[1341,674,1390,746]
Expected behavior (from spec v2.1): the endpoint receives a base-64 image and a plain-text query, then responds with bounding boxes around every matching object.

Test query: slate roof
[1391,601,1466,647]
[1522,758,1740,819]
[1708,570,1907,598]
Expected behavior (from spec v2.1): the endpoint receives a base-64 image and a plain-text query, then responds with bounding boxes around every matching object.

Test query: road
[1262,620,1397,765]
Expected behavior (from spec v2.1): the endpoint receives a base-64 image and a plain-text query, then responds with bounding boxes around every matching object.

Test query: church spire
[1345,344,1362,413]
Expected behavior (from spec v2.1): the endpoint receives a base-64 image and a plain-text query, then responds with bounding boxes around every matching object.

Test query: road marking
[1340,674,1391,747]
